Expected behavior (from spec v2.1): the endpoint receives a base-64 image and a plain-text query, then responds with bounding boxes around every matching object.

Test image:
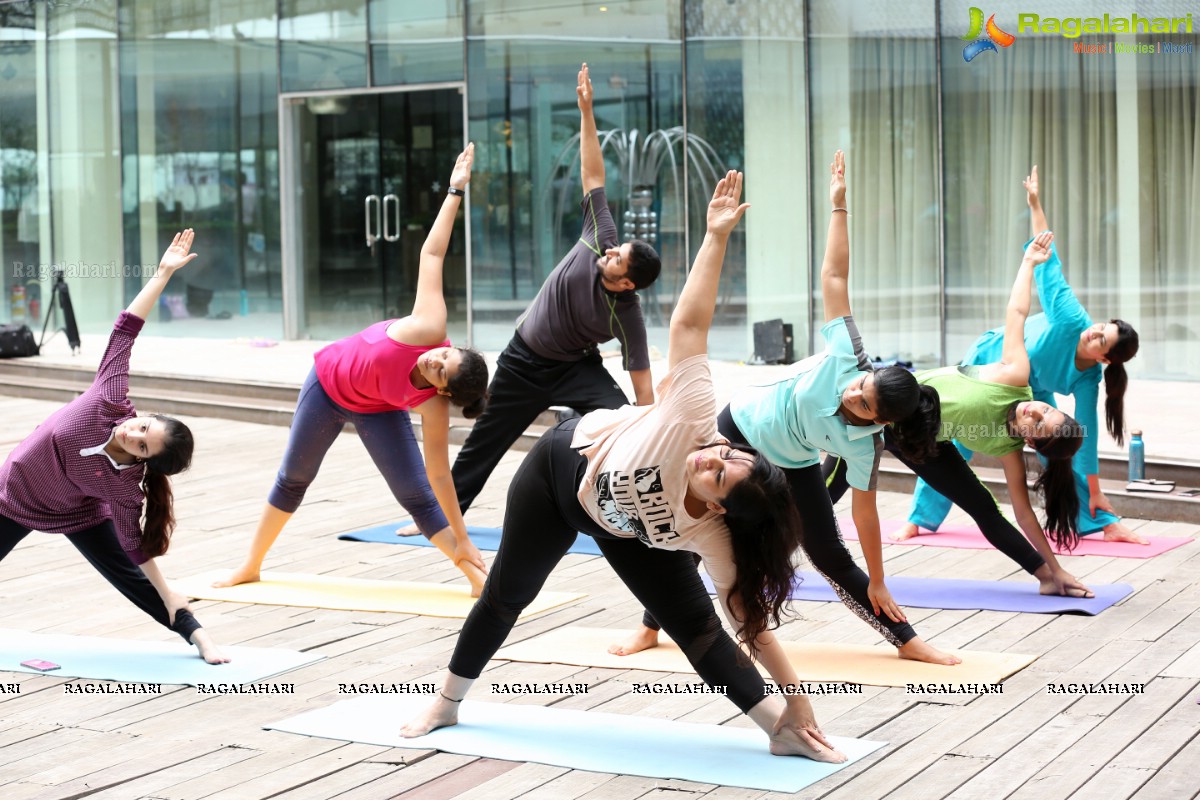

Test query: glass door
[281,86,465,340]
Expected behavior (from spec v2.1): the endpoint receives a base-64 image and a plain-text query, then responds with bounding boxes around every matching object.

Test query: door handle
[383,194,400,243]
[365,194,381,247]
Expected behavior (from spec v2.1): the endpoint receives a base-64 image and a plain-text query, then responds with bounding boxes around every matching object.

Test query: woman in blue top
[904,166,1143,545]
[611,151,958,666]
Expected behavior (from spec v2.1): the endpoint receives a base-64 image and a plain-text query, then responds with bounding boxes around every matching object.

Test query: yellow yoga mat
[174,571,584,619]
[496,627,1036,688]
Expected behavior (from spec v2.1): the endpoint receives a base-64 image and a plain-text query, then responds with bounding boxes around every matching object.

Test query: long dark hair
[1026,411,1084,551]
[1103,319,1139,445]
[446,347,489,419]
[873,366,941,463]
[140,415,194,558]
[719,445,803,651]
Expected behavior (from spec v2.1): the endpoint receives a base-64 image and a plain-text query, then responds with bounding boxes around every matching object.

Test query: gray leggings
[268,369,448,537]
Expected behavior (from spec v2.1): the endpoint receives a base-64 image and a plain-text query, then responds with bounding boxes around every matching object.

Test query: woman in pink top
[0,230,227,663]
[402,172,847,763]
[216,146,490,594]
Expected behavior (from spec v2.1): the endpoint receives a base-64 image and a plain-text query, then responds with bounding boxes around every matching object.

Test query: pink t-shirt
[571,354,737,596]
[313,321,447,413]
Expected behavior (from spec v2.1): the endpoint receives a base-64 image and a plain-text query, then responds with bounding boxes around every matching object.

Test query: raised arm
[667,171,749,368]
[821,151,851,322]
[1025,165,1049,235]
[577,64,604,195]
[397,144,473,345]
[126,229,197,321]
[990,231,1053,387]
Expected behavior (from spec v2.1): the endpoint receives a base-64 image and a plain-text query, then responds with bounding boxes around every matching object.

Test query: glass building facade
[1,0,1197,377]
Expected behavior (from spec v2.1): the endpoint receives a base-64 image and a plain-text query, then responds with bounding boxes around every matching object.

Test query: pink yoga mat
[838,518,1192,558]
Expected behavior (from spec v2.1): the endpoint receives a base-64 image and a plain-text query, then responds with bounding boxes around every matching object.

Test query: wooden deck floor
[1,396,1198,800]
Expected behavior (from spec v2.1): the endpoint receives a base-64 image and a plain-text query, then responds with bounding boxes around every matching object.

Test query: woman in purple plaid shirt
[0,230,227,664]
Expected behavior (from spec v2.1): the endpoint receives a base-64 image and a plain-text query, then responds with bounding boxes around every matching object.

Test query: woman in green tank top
[826,231,1093,597]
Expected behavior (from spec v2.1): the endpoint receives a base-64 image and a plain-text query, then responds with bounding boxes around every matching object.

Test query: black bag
[0,323,39,358]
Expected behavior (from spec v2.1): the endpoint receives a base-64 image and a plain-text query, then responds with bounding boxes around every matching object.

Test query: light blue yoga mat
[0,628,323,686]
[266,695,885,792]
[338,520,604,556]
[703,572,1133,615]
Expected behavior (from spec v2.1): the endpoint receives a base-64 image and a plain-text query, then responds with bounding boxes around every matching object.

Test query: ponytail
[873,367,941,464]
[888,385,941,464]
[140,470,175,558]
[1030,412,1084,551]
[140,415,194,558]
[1103,319,1139,445]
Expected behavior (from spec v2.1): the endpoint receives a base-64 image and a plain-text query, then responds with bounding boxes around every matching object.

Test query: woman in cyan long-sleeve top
[0,230,228,663]
[905,166,1142,545]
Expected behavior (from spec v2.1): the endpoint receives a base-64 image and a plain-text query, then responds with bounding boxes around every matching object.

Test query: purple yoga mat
[702,571,1132,615]
[838,518,1191,559]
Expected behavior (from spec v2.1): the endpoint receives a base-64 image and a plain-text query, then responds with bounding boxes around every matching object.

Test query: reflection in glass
[118,1,281,337]
[370,0,464,85]
[810,0,940,366]
[0,1,42,328]
[288,90,465,341]
[281,0,368,92]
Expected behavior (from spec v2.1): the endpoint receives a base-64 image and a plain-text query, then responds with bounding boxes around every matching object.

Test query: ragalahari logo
[962,7,1015,62]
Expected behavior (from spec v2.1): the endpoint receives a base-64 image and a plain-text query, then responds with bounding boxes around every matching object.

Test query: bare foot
[1037,574,1092,598]
[395,523,422,537]
[1102,523,1149,545]
[768,726,848,763]
[190,630,231,664]
[212,565,261,588]
[607,626,660,656]
[898,637,962,665]
[400,695,460,738]
[889,522,922,542]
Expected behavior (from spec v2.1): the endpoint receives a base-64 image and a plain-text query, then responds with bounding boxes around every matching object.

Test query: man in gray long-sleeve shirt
[450,62,661,514]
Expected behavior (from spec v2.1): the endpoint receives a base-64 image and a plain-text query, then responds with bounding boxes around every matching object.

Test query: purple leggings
[268,369,448,537]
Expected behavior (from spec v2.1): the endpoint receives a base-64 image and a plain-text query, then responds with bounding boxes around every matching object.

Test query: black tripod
[39,269,82,354]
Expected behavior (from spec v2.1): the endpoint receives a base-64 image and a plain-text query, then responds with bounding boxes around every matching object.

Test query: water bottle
[1128,430,1145,482]
[239,289,249,317]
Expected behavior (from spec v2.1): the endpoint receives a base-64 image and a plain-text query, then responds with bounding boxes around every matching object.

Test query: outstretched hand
[159,229,198,274]
[1023,165,1040,208]
[577,62,593,114]
[830,150,846,208]
[706,170,750,237]
[1023,229,1053,265]
[450,143,474,191]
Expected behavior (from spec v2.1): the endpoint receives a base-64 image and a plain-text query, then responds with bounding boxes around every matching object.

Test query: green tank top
[916,365,1033,457]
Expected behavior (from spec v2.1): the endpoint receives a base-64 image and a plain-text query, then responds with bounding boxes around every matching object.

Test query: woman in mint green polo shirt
[611,151,958,666]
[827,230,1093,597]
[905,165,1143,545]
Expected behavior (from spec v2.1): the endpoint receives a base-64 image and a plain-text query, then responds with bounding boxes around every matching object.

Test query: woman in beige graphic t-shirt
[402,168,846,763]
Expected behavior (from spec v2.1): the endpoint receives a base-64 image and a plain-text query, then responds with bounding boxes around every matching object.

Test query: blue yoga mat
[0,628,323,686]
[338,521,604,556]
[702,572,1132,615]
[266,695,886,792]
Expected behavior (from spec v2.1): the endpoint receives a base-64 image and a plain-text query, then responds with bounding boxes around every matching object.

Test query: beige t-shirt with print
[571,354,737,596]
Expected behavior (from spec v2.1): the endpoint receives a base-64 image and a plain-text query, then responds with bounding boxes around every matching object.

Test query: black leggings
[642,408,919,647]
[823,431,1046,575]
[0,515,202,642]
[447,419,768,714]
